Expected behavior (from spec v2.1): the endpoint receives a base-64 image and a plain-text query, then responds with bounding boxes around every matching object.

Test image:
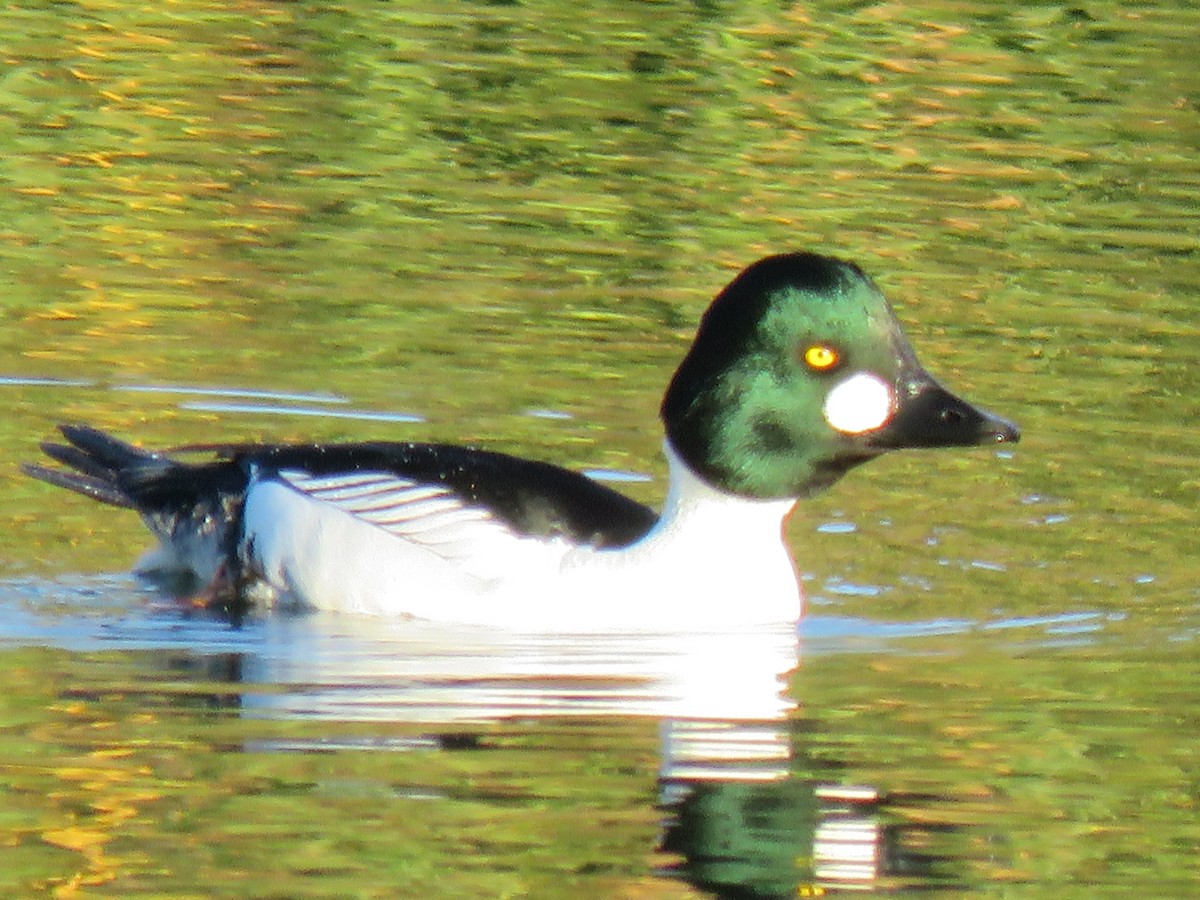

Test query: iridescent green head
[661,253,1019,499]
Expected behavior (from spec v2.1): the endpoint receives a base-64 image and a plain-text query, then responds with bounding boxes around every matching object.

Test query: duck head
[661,252,1020,500]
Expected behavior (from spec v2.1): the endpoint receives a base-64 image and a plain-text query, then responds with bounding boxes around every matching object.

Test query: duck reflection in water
[153,610,963,896]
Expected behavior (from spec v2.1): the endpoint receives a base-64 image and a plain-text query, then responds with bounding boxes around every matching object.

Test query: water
[3,1,1199,896]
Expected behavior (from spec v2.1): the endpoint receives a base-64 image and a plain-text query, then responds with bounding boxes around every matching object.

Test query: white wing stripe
[361,496,468,520]
[321,490,456,515]
[309,484,416,503]
[281,470,408,491]
[364,507,493,533]
[364,484,448,503]
[271,467,541,573]
[300,481,419,502]
[259,465,566,582]
[278,470,458,510]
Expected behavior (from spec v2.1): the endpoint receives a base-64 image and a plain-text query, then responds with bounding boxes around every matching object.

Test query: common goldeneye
[25,253,1018,630]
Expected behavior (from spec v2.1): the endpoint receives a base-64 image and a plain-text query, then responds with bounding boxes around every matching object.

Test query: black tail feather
[39,440,117,481]
[21,462,134,508]
[25,424,176,511]
[57,424,161,471]
[27,424,250,600]
[29,422,248,515]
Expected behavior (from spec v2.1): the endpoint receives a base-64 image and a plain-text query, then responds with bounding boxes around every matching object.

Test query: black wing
[245,442,659,549]
[26,426,659,550]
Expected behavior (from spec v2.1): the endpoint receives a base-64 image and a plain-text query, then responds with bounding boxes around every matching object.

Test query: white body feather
[238,444,801,631]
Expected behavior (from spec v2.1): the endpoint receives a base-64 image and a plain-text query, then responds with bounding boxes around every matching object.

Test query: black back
[242,442,659,549]
[28,426,659,551]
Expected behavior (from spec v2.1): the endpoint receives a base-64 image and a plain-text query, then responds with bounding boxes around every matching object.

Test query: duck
[25,252,1019,631]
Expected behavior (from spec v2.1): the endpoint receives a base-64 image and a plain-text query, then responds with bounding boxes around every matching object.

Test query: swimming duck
[25,253,1018,630]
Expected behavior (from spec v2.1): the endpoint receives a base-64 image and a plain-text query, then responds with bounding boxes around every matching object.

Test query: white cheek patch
[823,372,894,434]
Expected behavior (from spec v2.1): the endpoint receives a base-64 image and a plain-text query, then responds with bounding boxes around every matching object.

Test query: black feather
[21,463,133,508]
[248,442,658,548]
[27,426,660,551]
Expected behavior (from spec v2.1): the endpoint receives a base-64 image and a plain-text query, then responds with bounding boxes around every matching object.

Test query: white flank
[237,445,804,631]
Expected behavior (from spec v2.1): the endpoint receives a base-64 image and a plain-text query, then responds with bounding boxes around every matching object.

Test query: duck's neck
[652,441,798,548]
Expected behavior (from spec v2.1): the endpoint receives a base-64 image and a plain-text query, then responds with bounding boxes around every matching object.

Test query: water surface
[2,1,1199,896]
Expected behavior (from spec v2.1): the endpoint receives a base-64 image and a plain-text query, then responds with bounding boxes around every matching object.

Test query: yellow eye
[803,345,839,370]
